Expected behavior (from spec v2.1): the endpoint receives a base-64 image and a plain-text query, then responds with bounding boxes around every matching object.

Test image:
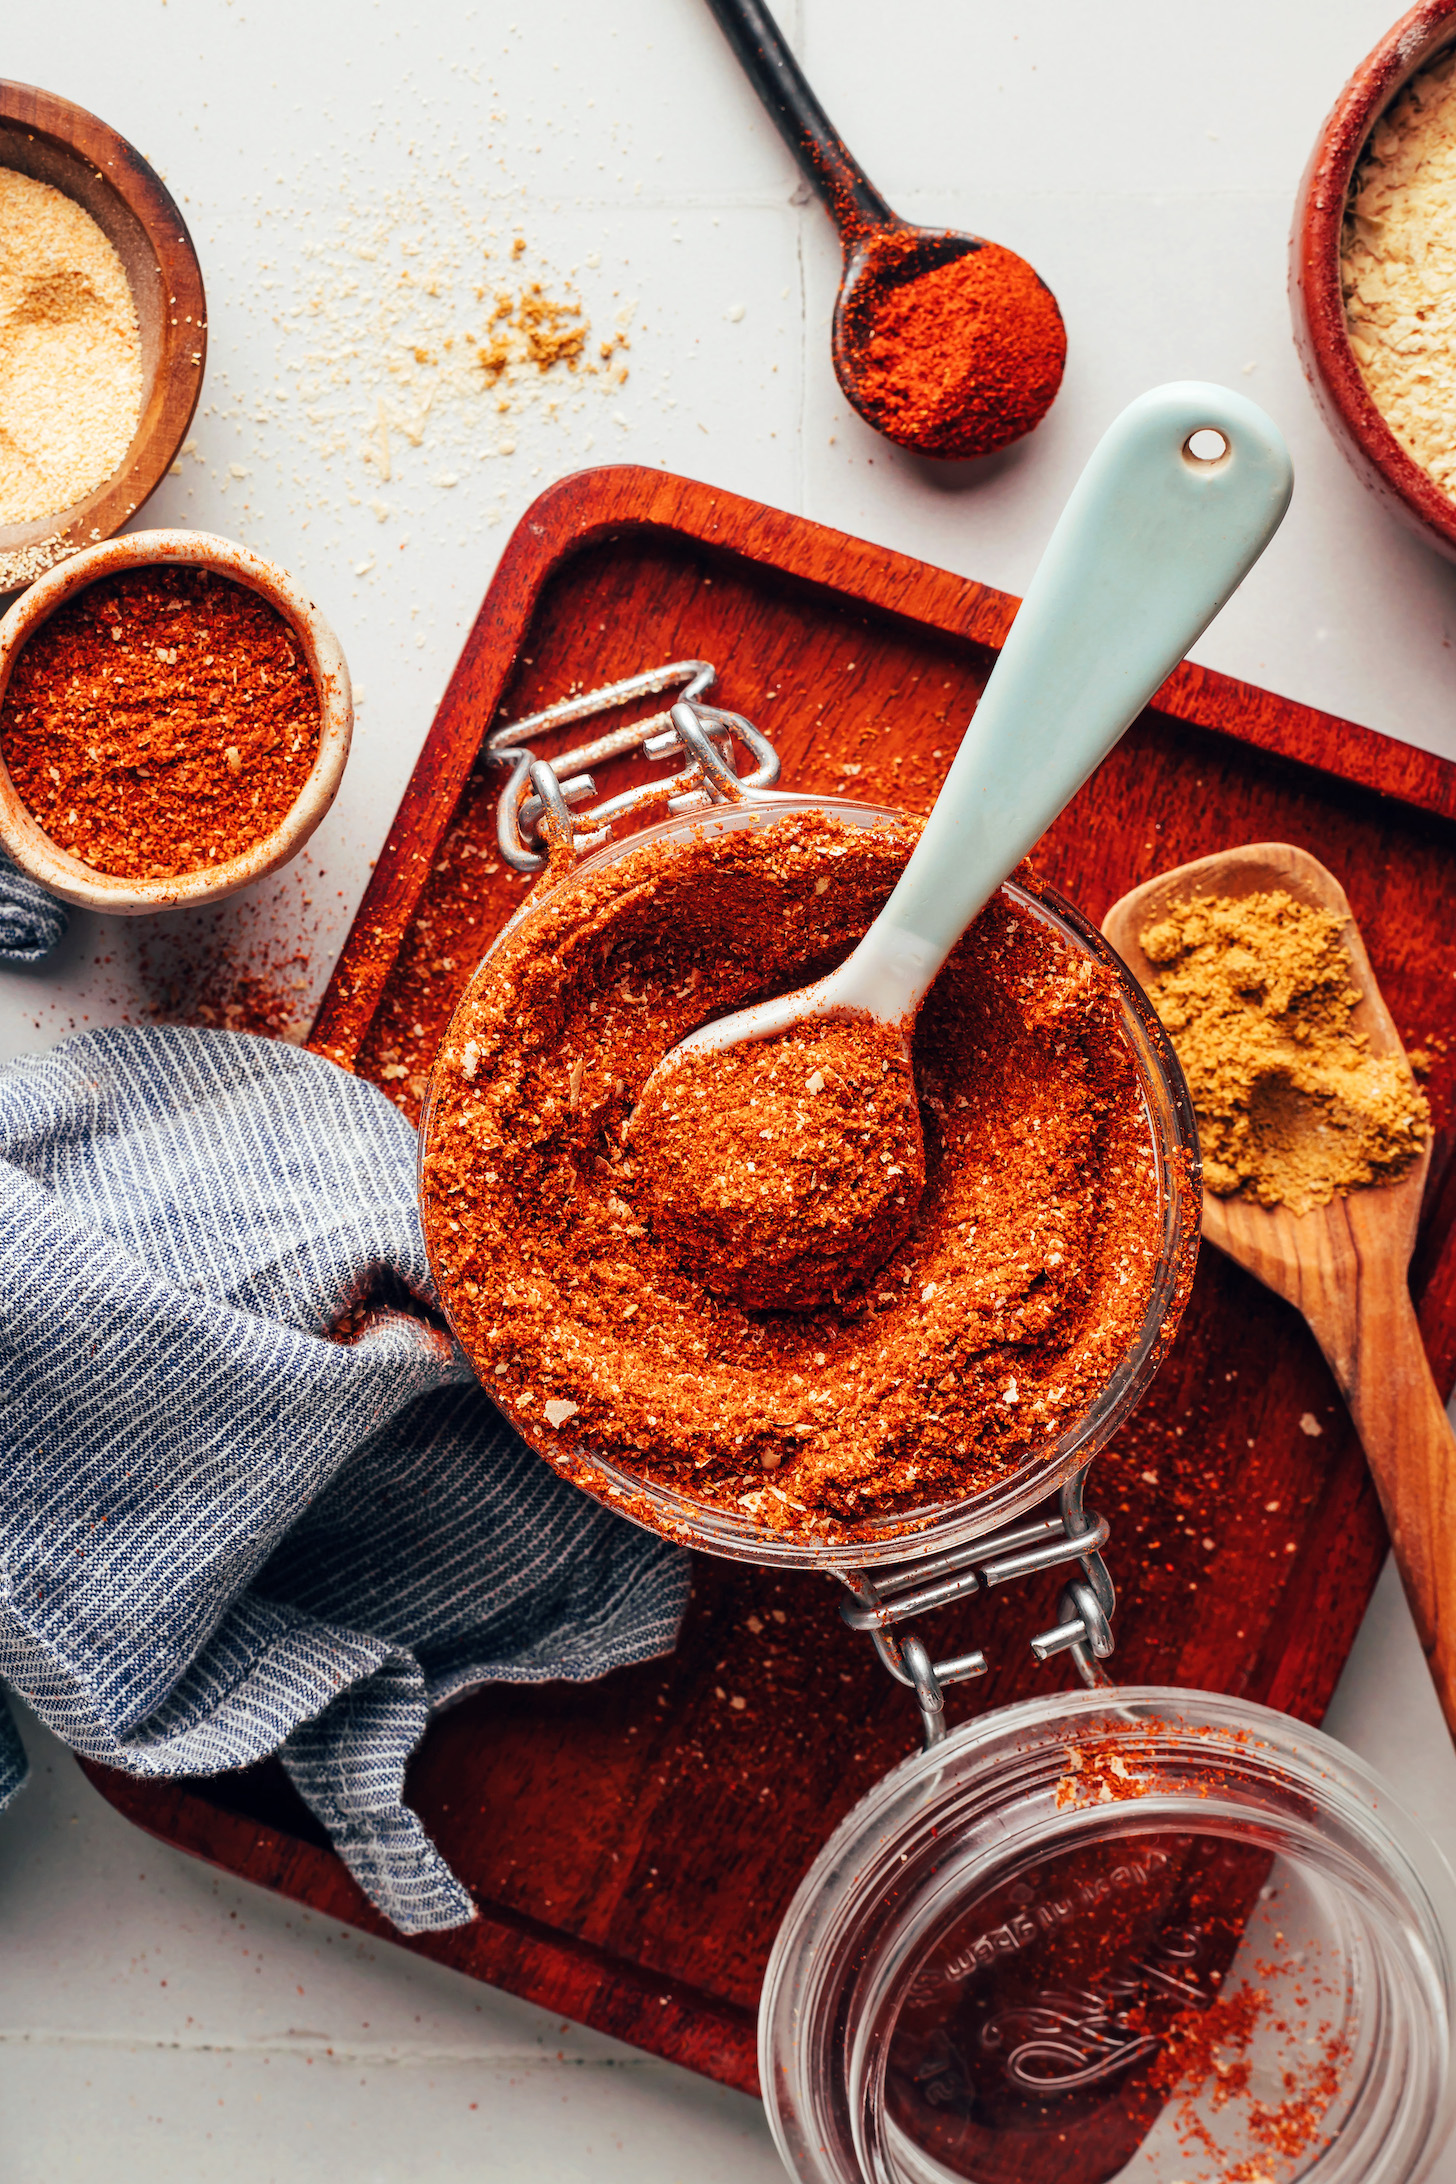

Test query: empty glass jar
[761,1687,1456,2184]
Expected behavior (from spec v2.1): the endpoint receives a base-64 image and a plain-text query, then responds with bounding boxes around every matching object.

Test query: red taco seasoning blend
[0,565,321,880]
[629,1012,924,1312]
[421,810,1165,1541]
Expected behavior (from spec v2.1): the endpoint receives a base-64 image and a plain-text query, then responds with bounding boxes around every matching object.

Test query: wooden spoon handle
[1332,1285,1456,1736]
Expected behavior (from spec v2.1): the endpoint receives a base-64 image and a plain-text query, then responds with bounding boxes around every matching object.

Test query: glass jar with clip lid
[420,384,1456,2183]
[418,668,1456,2184]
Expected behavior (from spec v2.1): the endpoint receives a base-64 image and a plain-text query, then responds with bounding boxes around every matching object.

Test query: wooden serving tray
[83,467,1456,2097]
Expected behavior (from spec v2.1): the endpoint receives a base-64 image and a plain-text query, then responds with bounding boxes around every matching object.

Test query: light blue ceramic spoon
[651,380,1292,1082]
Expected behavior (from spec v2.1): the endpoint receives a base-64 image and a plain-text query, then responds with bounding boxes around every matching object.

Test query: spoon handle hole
[1184,427,1230,464]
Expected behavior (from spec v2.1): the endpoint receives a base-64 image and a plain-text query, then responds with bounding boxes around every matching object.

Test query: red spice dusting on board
[847,233,1067,459]
[0,565,321,879]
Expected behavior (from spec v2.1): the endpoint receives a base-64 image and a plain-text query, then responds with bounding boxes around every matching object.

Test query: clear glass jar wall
[761,1689,1456,2184]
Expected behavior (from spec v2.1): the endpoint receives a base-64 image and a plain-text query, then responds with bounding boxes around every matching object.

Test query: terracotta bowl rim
[1292,0,1456,556]
[0,528,353,915]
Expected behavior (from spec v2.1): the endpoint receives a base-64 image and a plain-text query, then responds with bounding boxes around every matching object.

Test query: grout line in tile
[0,2027,661,2069]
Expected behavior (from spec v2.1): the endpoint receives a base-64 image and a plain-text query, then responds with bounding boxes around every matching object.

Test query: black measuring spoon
[704,0,1066,459]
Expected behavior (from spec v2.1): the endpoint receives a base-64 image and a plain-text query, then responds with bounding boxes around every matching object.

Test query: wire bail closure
[840,1465,1118,1749]
[484,660,781,874]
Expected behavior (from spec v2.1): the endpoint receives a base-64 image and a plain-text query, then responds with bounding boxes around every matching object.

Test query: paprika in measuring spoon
[846,229,1067,459]
[703,0,1067,461]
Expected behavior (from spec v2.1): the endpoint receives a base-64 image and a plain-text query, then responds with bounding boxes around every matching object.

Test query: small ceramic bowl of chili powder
[0,528,351,912]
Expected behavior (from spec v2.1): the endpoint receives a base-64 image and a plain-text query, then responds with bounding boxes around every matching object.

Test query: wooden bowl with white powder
[0,81,206,594]
[1292,0,1456,562]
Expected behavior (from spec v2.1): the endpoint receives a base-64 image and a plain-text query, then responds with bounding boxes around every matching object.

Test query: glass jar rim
[760,1684,1456,2184]
[419,790,1200,1569]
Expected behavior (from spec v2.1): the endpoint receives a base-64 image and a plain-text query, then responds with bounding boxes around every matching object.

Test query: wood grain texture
[1107,842,1456,1736]
[81,467,1456,2096]
[0,79,207,589]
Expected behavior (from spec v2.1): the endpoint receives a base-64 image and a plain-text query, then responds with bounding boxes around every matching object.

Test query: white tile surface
[0,1705,781,2183]
[4,1,1456,2176]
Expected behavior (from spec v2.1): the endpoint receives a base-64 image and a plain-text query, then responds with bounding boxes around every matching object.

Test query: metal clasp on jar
[840,1465,1117,1748]
[484,661,782,873]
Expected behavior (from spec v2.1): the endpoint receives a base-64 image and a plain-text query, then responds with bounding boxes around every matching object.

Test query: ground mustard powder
[1139,890,1429,1216]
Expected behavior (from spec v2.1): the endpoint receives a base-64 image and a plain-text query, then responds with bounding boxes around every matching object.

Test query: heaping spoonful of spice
[630,384,1293,1311]
[704,0,1066,459]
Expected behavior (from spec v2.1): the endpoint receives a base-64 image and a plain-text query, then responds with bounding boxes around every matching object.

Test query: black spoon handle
[703,0,894,235]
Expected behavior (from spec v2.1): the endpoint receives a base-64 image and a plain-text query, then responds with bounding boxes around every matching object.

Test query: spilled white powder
[237,160,634,523]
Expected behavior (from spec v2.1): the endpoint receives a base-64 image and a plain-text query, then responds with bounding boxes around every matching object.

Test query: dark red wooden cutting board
[82,466,1456,2097]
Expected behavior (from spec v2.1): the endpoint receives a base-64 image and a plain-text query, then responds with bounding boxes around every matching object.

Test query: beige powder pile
[1342,51,1456,495]
[0,168,143,527]
[245,171,633,523]
[1139,890,1430,1216]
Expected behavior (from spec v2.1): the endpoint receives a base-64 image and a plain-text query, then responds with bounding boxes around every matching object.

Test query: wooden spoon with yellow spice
[1104,843,1456,1732]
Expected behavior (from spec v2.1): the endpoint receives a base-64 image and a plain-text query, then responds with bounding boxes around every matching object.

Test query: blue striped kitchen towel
[0,849,67,963]
[0,1025,690,1933]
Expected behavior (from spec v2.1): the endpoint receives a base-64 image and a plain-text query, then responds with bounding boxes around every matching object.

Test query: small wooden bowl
[0,531,352,915]
[1291,1,1456,562]
[0,81,207,593]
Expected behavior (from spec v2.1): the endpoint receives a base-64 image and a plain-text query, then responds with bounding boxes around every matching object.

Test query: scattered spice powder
[888,1804,1350,2184]
[1342,49,1456,500]
[0,167,143,526]
[1138,890,1429,1215]
[187,963,315,1043]
[475,281,591,379]
[132,893,320,1044]
[629,1014,923,1311]
[0,566,322,880]
[1057,1736,1158,1808]
[845,231,1066,458]
[1147,1979,1348,2181]
[421,811,1167,1540]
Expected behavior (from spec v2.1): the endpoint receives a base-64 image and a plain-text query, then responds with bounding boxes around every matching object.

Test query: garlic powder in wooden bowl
[0,167,143,527]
